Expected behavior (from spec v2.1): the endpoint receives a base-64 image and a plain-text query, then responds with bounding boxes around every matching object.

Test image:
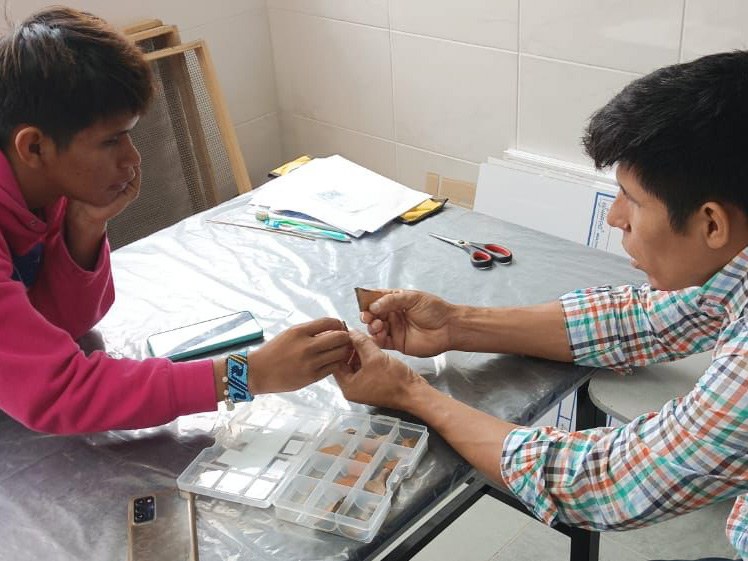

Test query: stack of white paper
[249,155,429,237]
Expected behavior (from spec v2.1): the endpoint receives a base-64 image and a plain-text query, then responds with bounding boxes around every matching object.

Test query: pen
[255,208,349,234]
[206,220,316,240]
[266,219,351,242]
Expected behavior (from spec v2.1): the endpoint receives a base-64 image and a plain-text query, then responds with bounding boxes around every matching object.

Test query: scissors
[429,233,513,269]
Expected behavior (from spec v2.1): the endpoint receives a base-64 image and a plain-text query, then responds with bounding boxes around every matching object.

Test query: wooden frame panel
[142,41,252,194]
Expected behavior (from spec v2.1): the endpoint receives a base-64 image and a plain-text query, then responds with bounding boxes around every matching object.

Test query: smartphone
[127,489,198,561]
[147,311,264,361]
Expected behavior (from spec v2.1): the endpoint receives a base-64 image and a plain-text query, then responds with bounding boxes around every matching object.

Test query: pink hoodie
[0,152,216,434]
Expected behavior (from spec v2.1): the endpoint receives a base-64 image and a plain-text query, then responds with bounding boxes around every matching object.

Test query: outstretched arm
[362,289,572,362]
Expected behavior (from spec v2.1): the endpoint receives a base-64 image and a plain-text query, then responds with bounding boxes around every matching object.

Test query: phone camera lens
[133,496,156,523]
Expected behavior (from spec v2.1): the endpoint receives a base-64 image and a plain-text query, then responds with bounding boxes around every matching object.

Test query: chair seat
[589,352,711,422]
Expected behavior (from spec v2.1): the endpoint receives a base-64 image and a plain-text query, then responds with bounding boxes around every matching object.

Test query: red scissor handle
[483,244,511,257]
[469,249,493,268]
[472,242,512,264]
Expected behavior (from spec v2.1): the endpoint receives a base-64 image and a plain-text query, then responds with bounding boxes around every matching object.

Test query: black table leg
[576,379,609,431]
[377,476,485,561]
[568,380,604,561]
[374,380,606,561]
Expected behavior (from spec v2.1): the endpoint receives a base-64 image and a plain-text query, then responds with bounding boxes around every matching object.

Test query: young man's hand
[246,318,351,395]
[66,165,141,230]
[334,330,428,411]
[360,289,455,357]
[64,166,140,270]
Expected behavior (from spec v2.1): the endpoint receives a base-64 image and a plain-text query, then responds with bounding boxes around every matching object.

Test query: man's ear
[699,201,731,250]
[12,126,52,168]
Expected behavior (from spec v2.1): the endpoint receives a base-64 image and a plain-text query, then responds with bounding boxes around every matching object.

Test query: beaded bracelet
[223,351,253,411]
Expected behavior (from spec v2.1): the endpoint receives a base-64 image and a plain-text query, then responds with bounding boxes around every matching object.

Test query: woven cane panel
[107,48,237,249]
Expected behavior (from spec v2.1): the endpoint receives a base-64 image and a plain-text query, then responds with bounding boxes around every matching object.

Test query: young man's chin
[108,182,129,195]
[640,269,662,290]
[647,276,687,292]
[100,187,126,205]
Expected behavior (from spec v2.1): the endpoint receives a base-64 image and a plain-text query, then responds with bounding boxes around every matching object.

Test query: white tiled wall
[517,56,637,164]
[269,9,394,139]
[682,0,748,60]
[392,33,517,163]
[266,0,748,191]
[10,2,748,196]
[280,114,397,178]
[519,0,683,74]
[389,1,518,50]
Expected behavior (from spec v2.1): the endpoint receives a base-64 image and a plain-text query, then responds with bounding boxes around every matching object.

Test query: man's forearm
[404,382,519,488]
[448,301,573,362]
[64,219,106,271]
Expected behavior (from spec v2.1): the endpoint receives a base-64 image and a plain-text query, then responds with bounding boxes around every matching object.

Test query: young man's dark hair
[0,6,153,150]
[583,50,748,232]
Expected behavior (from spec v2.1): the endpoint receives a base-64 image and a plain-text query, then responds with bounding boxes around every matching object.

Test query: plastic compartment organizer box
[177,397,429,542]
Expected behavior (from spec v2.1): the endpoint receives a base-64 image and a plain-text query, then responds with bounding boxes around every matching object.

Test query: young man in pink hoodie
[0,7,352,434]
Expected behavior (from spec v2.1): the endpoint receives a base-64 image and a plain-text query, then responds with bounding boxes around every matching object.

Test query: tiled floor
[392,493,737,561]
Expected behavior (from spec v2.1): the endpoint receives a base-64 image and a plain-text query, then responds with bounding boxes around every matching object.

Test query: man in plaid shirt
[334,50,748,560]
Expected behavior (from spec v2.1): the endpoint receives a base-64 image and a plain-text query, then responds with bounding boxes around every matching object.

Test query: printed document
[249,155,429,236]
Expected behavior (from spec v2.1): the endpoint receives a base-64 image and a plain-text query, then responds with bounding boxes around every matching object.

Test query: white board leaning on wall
[474,152,625,258]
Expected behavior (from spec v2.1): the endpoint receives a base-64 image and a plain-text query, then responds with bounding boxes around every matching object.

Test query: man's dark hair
[583,50,748,232]
[0,6,153,150]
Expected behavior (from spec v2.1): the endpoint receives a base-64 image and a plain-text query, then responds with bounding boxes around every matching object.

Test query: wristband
[223,351,253,411]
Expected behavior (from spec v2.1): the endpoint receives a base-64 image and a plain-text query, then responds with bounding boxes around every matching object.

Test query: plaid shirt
[501,247,748,559]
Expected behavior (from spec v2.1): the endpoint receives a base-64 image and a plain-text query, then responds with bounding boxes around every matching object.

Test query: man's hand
[64,166,141,270]
[337,330,518,488]
[66,165,141,229]
[334,330,428,411]
[247,318,351,395]
[360,289,455,357]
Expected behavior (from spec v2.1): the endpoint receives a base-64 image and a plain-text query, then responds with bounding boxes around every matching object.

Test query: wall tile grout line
[678,0,688,62]
[515,0,522,149]
[391,29,517,55]
[520,52,643,77]
[284,112,482,166]
[265,5,389,31]
[387,0,399,177]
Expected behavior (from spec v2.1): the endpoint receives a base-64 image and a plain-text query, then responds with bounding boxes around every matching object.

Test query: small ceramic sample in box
[177,397,428,542]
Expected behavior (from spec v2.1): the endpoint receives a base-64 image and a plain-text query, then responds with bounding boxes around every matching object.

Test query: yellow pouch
[269,155,313,178]
[397,197,448,225]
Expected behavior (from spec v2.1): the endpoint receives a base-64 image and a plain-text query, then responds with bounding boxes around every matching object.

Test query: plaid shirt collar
[698,244,748,324]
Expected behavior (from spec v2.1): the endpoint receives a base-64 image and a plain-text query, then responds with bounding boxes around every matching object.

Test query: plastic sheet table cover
[0,192,644,561]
